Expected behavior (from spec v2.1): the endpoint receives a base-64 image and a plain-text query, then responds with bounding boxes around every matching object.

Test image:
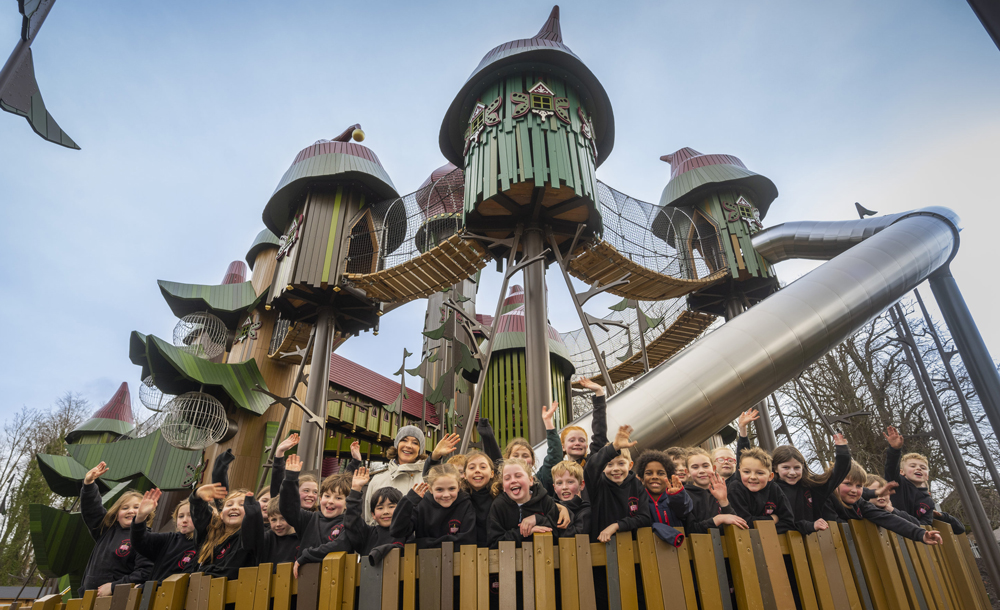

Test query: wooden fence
[8,519,991,610]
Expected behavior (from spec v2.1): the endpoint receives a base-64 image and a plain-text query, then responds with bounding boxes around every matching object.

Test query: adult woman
[361,426,426,525]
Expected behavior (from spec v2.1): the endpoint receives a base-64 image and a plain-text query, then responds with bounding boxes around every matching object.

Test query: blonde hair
[550,460,584,483]
[460,450,496,494]
[901,452,929,467]
[866,474,887,487]
[102,492,150,530]
[844,460,868,486]
[198,489,249,563]
[447,454,468,471]
[685,447,712,468]
[711,446,736,460]
[266,496,282,518]
[739,447,773,471]
[426,463,462,488]
[502,437,535,468]
[492,458,533,497]
[171,499,192,540]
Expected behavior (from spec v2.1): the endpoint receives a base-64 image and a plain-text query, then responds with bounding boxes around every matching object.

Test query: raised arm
[388,484,425,540]
[344,468,374,547]
[269,433,299,497]
[859,500,941,544]
[736,409,758,467]
[883,427,904,484]
[192,483,226,544]
[278,455,311,531]
[577,378,608,456]
[131,489,168,560]
[423,433,461,476]
[814,435,852,505]
[535,402,563,493]
[81,462,110,537]
[477,417,503,463]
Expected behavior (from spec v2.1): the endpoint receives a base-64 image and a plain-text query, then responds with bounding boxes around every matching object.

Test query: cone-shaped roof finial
[66,382,136,443]
[534,6,562,42]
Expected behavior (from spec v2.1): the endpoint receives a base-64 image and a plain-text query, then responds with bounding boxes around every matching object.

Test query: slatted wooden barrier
[23,519,991,610]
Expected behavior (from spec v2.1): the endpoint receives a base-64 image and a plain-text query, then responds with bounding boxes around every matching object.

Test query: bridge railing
[12,519,991,610]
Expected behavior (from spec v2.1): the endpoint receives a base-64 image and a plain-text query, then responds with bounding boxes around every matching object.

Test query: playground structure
[18,4,1000,607]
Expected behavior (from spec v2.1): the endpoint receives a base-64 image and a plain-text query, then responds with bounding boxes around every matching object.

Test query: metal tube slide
[541,207,960,453]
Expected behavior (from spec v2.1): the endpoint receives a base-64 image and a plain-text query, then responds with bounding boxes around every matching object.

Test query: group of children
[78,378,959,596]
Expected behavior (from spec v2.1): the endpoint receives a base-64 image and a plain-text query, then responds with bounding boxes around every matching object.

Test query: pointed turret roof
[440,6,614,168]
[657,148,778,218]
[221,261,248,285]
[66,382,136,443]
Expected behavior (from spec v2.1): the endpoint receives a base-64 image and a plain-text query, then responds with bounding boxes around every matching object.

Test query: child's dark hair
[321,473,352,496]
[635,450,676,480]
[771,445,819,486]
[369,486,403,514]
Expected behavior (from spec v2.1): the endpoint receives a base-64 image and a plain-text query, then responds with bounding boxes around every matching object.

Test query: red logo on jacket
[628,497,639,514]
[918,503,930,516]
[764,502,776,516]
[115,539,131,558]
[178,550,196,568]
[329,525,343,541]
[448,519,462,534]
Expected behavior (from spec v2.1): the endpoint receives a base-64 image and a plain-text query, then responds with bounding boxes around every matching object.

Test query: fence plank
[109,584,132,610]
[869,523,910,610]
[673,530,699,610]
[726,525,764,610]
[753,521,794,608]
[320,553,346,610]
[30,596,61,610]
[124,588,141,610]
[930,541,960,610]
[477,548,490,610]
[91,599,110,610]
[848,523,891,610]
[234,568,257,610]
[296,561,322,610]
[80,591,97,610]
[196,573,212,610]
[380,549,400,610]
[634,528,664,610]
[358,558,382,610]
[460,545,477,610]
[341,555,358,610]
[615,533,638,610]
[418,548,442,610]
[652,531,690,610]
[441,542,455,610]
[253,564,273,610]
[604,537,621,610]
[574,535,597,610]
[402,545,417,610]
[152,574,188,610]
[818,529,853,609]
[184,575,202,610]
[957,533,991,610]
[273,562,293,610]
[521,542,535,610]
[937,523,985,610]
[749,530,777,609]
[534,534,556,610]
[710,530,735,610]
[497,542,516,610]
[690,534,724,610]
[829,526,863,610]
[910,542,947,610]
[66,600,82,610]
[890,534,928,610]
[838,524,875,610]
[558,537,581,610]
[206,578,226,610]
[805,530,839,610]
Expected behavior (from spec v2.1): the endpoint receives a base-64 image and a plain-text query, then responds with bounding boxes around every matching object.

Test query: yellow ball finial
[352,128,365,142]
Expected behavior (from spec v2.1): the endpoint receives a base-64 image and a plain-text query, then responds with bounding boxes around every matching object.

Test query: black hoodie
[885,447,935,524]
[189,493,256,580]
[389,489,476,549]
[343,490,400,557]
[130,492,211,582]
[776,444,851,534]
[242,494,300,565]
[487,483,560,547]
[279,470,349,561]
[832,497,931,543]
[583,443,651,542]
[682,484,736,534]
[78,483,154,594]
[728,480,796,534]
[555,491,591,537]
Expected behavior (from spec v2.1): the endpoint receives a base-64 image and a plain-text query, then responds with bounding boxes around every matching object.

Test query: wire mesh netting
[345,169,726,283]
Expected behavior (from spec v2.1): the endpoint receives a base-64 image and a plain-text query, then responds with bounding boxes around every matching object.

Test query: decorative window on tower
[531,94,552,110]
[734,196,763,233]
[527,82,556,119]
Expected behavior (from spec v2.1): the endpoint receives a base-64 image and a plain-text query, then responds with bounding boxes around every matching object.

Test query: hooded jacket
[885,447,936,524]
[344,490,401,558]
[682,484,736,534]
[583,443,651,542]
[555,491,591,537]
[644,487,691,547]
[487,482,560,547]
[832,497,931,543]
[79,483,154,594]
[279,470,349,561]
[130,492,211,582]
[242,494,300,565]
[728,480,796,534]
[389,489,476,549]
[189,495,256,580]
[362,460,426,526]
[776,444,852,534]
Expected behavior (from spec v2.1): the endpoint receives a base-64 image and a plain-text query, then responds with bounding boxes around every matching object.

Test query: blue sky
[1,1,998,422]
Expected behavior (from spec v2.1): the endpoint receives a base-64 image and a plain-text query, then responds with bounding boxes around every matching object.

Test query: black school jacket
[556,491,591,537]
[130,492,211,582]
[188,493,256,579]
[487,483,560,547]
[885,447,935,524]
[776,444,852,534]
[832,497,929,542]
[343,490,401,557]
[242,494,300,565]
[467,486,497,547]
[728,481,796,534]
[389,489,476,549]
[279,470,349,561]
[583,444,651,542]
[78,483,154,594]
[682,484,736,534]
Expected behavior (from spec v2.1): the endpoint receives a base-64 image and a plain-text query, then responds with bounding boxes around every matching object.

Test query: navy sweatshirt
[832,497,931,543]
[682,484,736,534]
[130,493,211,582]
[242,494,299,565]
[389,489,476,549]
[729,480,796,534]
[885,447,936,524]
[776,444,852,535]
[79,483,154,594]
[644,487,691,547]
[487,483,560,547]
[279,470,349,563]
[583,443,652,542]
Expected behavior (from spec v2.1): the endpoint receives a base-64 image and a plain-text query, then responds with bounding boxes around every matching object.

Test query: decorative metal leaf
[454,342,481,375]
[422,312,454,340]
[424,371,451,405]
[608,297,631,312]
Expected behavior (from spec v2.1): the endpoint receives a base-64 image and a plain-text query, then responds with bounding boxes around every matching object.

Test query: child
[865,475,920,524]
[131,484,222,582]
[270,433,322,512]
[389,463,476,548]
[883,426,965,534]
[362,427,428,525]
[732,408,759,473]
[635,450,690,547]
[729,447,795,534]
[665,447,688,483]
[584,426,652,543]
[551,460,590,536]
[833,460,942,545]
[712,446,739,482]
[242,495,300,566]
[344,467,404,563]
[682,448,748,534]
[280,454,352,574]
[79,462,154,595]
[488,458,560,547]
[502,437,537,470]
[462,449,499,546]
[195,489,256,578]
[255,487,272,529]
[771,434,851,534]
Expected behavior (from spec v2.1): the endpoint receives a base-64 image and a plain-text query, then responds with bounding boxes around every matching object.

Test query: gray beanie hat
[395,425,426,455]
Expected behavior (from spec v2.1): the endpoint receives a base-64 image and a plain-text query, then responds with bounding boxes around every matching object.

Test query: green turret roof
[246,228,280,269]
[157,279,265,330]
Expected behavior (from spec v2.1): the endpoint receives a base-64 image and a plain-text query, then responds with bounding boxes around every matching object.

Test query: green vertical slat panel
[546,125,560,189]
[531,120,546,189]
[519,120,532,181]
[498,128,511,192]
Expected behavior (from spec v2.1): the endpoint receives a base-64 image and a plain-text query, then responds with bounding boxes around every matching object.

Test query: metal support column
[915,289,1000,494]
[724,295,778,451]
[891,304,1000,591]
[929,267,1000,445]
[299,307,335,475]
[522,224,552,446]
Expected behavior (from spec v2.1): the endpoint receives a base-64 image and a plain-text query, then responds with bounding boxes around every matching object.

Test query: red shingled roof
[92,382,135,424]
[329,353,438,424]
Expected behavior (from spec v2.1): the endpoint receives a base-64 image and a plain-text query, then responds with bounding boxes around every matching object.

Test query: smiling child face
[563,429,588,460]
[901,458,929,488]
[373,497,397,527]
[464,455,494,491]
[553,471,582,501]
[221,495,246,527]
[175,502,194,535]
[739,457,773,492]
[116,496,141,528]
[686,453,714,488]
[604,455,631,484]
[299,481,318,509]
[432,475,460,507]
[508,445,535,468]
[502,464,532,503]
[775,459,803,485]
[319,490,347,518]
[641,460,668,495]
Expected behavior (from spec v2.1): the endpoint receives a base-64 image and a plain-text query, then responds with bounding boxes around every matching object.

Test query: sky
[0,1,998,424]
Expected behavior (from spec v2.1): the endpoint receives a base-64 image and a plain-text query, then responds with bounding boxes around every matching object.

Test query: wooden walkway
[576,310,718,388]
[345,235,490,304]
[28,520,990,610]
[568,240,728,301]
